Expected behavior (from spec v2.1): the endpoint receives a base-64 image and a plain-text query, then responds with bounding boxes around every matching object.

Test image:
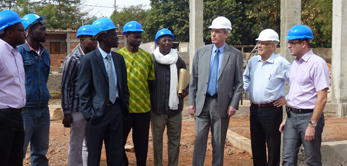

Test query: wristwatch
[309,121,317,127]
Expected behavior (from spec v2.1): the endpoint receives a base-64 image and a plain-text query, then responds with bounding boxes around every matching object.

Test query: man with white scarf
[149,28,188,166]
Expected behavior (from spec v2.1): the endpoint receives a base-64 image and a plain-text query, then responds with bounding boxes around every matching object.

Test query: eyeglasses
[8,29,25,32]
[257,42,273,46]
[287,41,301,46]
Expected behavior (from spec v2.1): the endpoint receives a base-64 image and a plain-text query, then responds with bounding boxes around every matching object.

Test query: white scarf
[153,47,179,110]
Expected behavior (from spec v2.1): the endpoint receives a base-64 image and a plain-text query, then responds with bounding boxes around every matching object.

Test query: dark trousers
[87,101,124,166]
[250,104,283,166]
[0,108,24,166]
[123,111,151,166]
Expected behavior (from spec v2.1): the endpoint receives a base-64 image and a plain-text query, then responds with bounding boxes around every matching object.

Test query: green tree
[110,4,149,32]
[143,0,190,43]
[0,0,17,10]
[14,0,96,30]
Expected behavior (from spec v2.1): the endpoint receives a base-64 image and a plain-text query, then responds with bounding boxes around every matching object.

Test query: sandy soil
[23,100,347,165]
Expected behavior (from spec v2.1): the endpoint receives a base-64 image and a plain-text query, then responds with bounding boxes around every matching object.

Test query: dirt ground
[23,100,347,165]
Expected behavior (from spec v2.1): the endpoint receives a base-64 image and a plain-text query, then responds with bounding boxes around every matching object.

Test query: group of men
[0,9,328,166]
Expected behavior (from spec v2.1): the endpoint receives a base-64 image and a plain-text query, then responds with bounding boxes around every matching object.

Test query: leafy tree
[14,0,96,30]
[0,0,17,10]
[110,4,149,32]
[302,0,332,47]
[143,0,190,43]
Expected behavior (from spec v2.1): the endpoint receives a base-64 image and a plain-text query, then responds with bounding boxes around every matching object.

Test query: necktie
[107,55,117,103]
[207,49,220,95]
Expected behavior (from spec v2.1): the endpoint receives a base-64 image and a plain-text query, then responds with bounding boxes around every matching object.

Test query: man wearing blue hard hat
[78,17,129,166]
[61,24,97,166]
[17,13,50,166]
[0,10,26,166]
[149,28,188,166]
[117,21,155,166]
[279,25,329,166]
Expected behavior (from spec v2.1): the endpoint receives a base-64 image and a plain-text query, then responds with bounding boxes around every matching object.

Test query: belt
[206,93,218,98]
[0,108,22,114]
[107,100,114,106]
[288,107,313,114]
[254,102,274,108]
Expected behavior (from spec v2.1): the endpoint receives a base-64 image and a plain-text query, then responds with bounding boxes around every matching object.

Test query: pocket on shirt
[24,59,35,73]
[266,76,282,90]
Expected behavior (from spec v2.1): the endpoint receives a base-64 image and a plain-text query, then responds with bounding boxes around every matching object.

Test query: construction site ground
[23,99,347,165]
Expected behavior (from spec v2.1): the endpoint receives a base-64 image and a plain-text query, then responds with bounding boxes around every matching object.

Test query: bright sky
[82,0,151,17]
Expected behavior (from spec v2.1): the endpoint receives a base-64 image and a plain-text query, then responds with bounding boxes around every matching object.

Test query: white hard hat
[256,29,279,42]
[209,16,232,30]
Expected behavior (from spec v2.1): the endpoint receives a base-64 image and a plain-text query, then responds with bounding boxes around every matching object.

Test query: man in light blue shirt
[243,29,291,166]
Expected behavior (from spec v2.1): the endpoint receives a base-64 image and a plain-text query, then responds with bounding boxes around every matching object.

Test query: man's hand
[305,124,315,141]
[279,120,286,133]
[62,114,73,128]
[227,106,237,117]
[188,106,196,117]
[273,96,287,107]
[178,89,188,98]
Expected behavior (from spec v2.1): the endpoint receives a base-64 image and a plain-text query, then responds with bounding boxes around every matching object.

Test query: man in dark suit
[78,17,129,166]
[188,16,243,166]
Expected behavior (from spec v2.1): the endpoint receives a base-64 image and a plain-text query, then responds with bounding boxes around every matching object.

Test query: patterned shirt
[117,47,155,113]
[61,45,84,114]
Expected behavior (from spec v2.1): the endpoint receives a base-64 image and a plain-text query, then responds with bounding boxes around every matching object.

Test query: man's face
[8,23,26,46]
[104,29,119,48]
[126,32,142,47]
[211,29,228,46]
[287,39,303,56]
[30,23,47,42]
[157,35,173,55]
[257,41,275,57]
[81,36,97,53]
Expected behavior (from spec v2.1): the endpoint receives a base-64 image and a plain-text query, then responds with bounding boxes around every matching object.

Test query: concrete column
[66,32,71,55]
[280,0,301,63]
[189,0,204,72]
[331,0,347,117]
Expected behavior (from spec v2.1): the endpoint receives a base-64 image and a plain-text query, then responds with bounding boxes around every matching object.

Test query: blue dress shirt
[243,53,291,104]
[208,44,226,92]
[98,47,119,98]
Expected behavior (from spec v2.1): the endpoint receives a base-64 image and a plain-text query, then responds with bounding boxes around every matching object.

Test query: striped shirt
[61,45,84,114]
[117,47,155,113]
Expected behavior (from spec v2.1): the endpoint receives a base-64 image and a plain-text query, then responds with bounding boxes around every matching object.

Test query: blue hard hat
[22,13,46,30]
[285,25,314,40]
[0,10,23,31]
[155,28,174,44]
[92,17,118,37]
[76,25,93,38]
[122,21,144,35]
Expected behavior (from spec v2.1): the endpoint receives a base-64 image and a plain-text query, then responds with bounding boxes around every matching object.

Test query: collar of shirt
[25,40,41,55]
[295,49,313,63]
[98,47,111,58]
[257,53,276,64]
[0,39,17,54]
[212,43,226,54]
[76,45,85,55]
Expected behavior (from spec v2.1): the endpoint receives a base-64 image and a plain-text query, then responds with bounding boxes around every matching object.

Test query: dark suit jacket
[188,44,243,117]
[78,48,129,121]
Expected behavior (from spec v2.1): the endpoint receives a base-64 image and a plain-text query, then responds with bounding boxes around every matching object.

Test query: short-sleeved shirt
[287,50,329,109]
[117,47,155,113]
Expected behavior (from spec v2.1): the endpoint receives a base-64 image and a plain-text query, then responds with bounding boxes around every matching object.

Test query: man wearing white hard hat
[243,29,291,166]
[188,16,243,166]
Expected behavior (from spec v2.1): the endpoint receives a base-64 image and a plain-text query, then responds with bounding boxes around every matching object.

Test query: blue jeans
[22,107,50,166]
